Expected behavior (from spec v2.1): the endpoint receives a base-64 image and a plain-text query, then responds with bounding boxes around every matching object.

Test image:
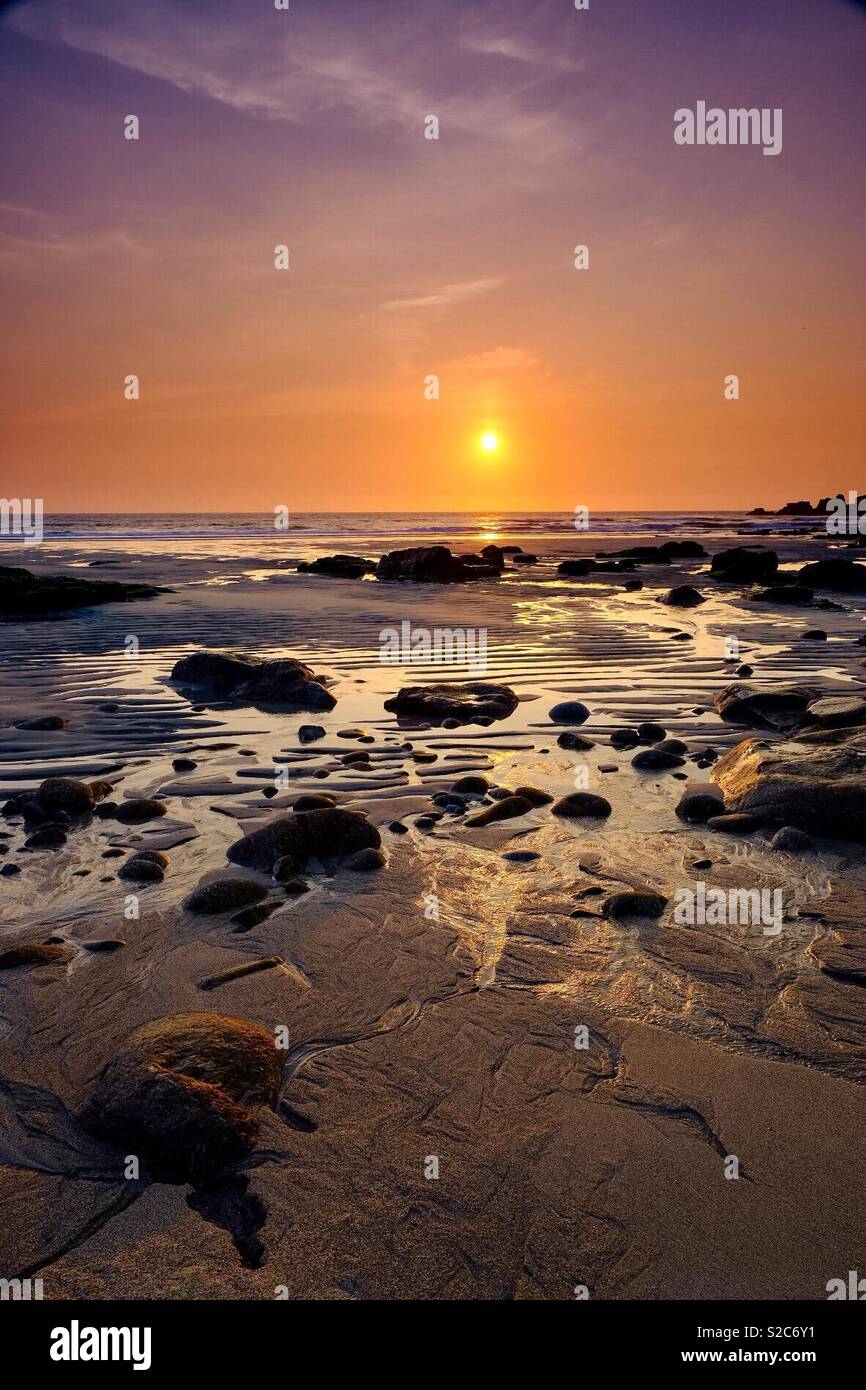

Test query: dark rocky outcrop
[711,732,866,840]
[798,559,866,593]
[661,585,705,608]
[713,682,823,732]
[80,1013,283,1183]
[171,651,336,710]
[384,682,518,723]
[596,541,706,562]
[296,555,376,579]
[376,546,500,583]
[0,565,166,617]
[752,586,814,606]
[227,807,380,875]
[710,547,779,584]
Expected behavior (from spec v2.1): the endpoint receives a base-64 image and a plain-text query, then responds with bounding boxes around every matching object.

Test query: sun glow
[480,432,499,453]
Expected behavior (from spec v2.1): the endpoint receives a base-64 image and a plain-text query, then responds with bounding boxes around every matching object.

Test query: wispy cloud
[379,279,503,314]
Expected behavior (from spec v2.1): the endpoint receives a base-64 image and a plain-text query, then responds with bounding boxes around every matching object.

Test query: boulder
[752,586,814,606]
[185,879,269,914]
[661,585,705,607]
[296,555,376,579]
[803,696,866,730]
[376,545,499,583]
[0,942,70,969]
[0,564,166,616]
[632,748,685,770]
[114,798,168,825]
[548,701,590,725]
[171,651,335,710]
[384,682,518,723]
[552,792,612,819]
[713,682,823,732]
[80,1013,282,1183]
[603,892,667,920]
[596,542,706,562]
[466,795,533,827]
[33,777,95,817]
[711,732,866,840]
[710,547,779,584]
[227,807,380,874]
[798,559,866,592]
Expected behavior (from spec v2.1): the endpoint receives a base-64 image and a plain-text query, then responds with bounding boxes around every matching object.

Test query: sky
[1,0,864,514]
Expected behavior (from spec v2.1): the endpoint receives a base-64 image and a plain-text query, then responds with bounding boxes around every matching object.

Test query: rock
[610,728,640,749]
[511,786,554,806]
[34,777,95,817]
[623,578,643,591]
[713,682,823,732]
[172,758,198,772]
[800,629,827,641]
[552,793,612,819]
[480,544,506,571]
[712,732,866,839]
[675,791,724,823]
[657,738,687,755]
[336,727,368,739]
[0,943,70,969]
[603,892,667,920]
[388,821,409,835]
[632,748,685,770]
[0,564,166,616]
[661,585,705,607]
[466,795,534,826]
[596,541,706,562]
[798,559,866,592]
[281,879,310,896]
[451,776,489,795]
[803,696,866,730]
[171,651,335,710]
[548,701,590,726]
[293,793,337,811]
[753,585,814,606]
[0,863,21,876]
[384,682,518,723]
[198,957,283,990]
[298,725,326,744]
[228,807,380,874]
[296,555,376,579]
[186,879,269,914]
[710,547,779,584]
[502,850,541,862]
[512,553,538,565]
[638,722,666,743]
[557,732,594,750]
[23,825,68,850]
[771,826,812,853]
[93,802,119,819]
[80,1013,282,1184]
[412,751,438,763]
[114,799,168,824]
[376,545,500,583]
[557,559,596,577]
[346,847,387,871]
[16,715,69,731]
[736,664,754,678]
[82,939,126,953]
[118,855,166,883]
[706,813,763,834]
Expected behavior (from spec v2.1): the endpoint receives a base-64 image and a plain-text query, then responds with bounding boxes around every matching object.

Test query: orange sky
[1,0,864,513]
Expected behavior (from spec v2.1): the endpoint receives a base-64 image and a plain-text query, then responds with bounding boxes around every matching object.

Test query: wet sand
[1,519,865,1299]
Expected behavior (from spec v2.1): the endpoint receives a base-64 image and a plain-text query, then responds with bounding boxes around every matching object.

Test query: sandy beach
[2,511,865,1300]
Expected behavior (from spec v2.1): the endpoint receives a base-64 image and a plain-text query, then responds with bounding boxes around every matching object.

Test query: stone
[548,701,590,725]
[710,547,779,584]
[661,585,705,607]
[638,722,666,743]
[293,793,338,811]
[171,651,335,710]
[185,879,269,914]
[172,758,198,772]
[227,807,380,874]
[450,776,489,795]
[557,732,594,750]
[803,696,866,730]
[346,847,387,871]
[118,855,166,883]
[800,630,827,641]
[632,748,685,770]
[511,786,554,806]
[771,826,812,852]
[296,555,376,579]
[114,799,168,824]
[0,564,166,616]
[713,682,823,732]
[753,586,814,606]
[603,892,667,920]
[706,813,764,834]
[384,682,518,723]
[33,777,95,817]
[0,943,70,969]
[23,825,68,850]
[16,715,69,731]
[466,796,534,826]
[675,791,724,823]
[798,559,866,592]
[711,732,866,840]
[376,545,500,583]
[298,725,326,744]
[552,792,612,819]
[80,1013,282,1183]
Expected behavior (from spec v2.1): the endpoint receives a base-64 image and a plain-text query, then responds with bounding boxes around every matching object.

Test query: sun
[480,432,499,453]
